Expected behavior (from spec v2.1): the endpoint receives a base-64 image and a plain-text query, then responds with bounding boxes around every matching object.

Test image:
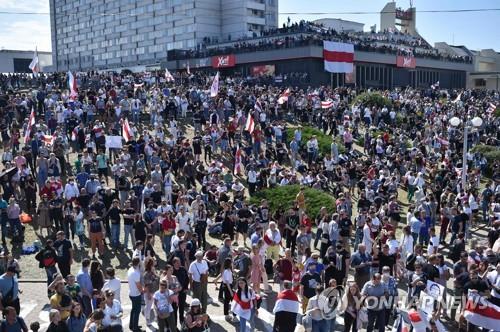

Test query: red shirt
[161,217,176,234]
[40,185,55,197]
[301,217,312,234]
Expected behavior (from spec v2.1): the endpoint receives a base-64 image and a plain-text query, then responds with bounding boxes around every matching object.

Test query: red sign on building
[396,55,416,68]
[212,55,236,68]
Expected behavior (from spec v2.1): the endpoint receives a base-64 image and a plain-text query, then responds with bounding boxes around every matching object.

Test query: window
[475,79,486,87]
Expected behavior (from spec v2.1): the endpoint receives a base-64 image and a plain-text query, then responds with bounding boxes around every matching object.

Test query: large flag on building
[210,72,220,97]
[23,108,36,144]
[273,289,300,314]
[122,118,133,142]
[464,292,500,330]
[277,88,290,104]
[67,71,78,99]
[29,47,40,75]
[165,68,174,82]
[323,41,354,73]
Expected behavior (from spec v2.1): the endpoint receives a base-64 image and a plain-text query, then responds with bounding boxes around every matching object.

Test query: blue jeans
[132,108,140,123]
[328,317,336,332]
[238,309,255,332]
[312,319,329,332]
[111,223,120,247]
[129,295,142,331]
[124,224,134,249]
[162,234,172,256]
[9,218,21,236]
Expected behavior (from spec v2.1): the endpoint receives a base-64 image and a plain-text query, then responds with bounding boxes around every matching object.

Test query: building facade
[313,18,364,33]
[49,0,278,71]
[0,50,52,73]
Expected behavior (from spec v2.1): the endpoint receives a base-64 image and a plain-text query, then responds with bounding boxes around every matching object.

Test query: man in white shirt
[264,221,282,261]
[175,206,192,232]
[102,289,123,328]
[127,257,143,332]
[63,177,80,201]
[188,251,209,313]
[102,267,121,303]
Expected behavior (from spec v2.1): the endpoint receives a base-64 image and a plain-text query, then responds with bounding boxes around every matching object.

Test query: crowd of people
[0,69,498,332]
[171,20,471,64]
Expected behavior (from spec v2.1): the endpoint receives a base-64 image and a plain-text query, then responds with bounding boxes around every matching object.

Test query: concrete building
[380,1,417,35]
[49,0,278,71]
[313,18,364,33]
[0,49,52,73]
[468,49,500,90]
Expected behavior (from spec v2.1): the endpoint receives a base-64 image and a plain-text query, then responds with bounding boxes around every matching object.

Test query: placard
[105,135,123,149]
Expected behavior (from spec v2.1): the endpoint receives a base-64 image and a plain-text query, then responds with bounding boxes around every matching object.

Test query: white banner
[105,135,123,149]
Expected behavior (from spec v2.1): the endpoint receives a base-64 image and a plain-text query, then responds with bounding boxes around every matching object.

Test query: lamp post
[449,116,483,190]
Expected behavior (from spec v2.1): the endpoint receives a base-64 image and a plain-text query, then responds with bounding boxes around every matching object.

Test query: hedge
[352,92,392,108]
[248,184,335,218]
[286,126,345,156]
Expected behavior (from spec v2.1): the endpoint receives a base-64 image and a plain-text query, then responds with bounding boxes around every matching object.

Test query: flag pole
[336,73,339,88]
[330,73,333,89]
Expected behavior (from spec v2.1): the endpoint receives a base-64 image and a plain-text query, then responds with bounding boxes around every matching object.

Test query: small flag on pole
[122,118,133,142]
[245,113,255,134]
[24,108,36,144]
[67,71,78,99]
[234,145,242,175]
[210,72,220,97]
[29,47,40,75]
[165,69,174,82]
[186,63,191,75]
[278,88,290,104]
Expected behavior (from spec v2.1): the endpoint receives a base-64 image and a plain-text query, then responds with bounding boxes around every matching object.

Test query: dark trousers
[285,230,297,255]
[344,312,357,332]
[173,291,187,325]
[81,295,92,317]
[57,260,71,279]
[367,309,385,332]
[221,282,232,315]
[273,311,297,332]
[129,295,142,331]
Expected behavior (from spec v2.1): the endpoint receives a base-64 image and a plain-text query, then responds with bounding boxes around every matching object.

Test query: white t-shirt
[153,289,174,314]
[487,270,500,299]
[428,235,439,255]
[102,278,122,303]
[127,267,142,297]
[102,299,122,327]
[188,260,209,282]
[222,269,233,285]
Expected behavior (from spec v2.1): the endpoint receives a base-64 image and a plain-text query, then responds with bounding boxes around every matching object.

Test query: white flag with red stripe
[165,69,175,82]
[29,47,40,75]
[464,292,500,330]
[278,88,290,104]
[487,102,496,113]
[254,99,263,113]
[67,71,78,99]
[323,41,354,73]
[71,127,78,141]
[210,72,220,97]
[234,145,242,175]
[321,99,334,109]
[24,108,36,144]
[122,118,133,142]
[245,113,255,134]
[273,289,300,314]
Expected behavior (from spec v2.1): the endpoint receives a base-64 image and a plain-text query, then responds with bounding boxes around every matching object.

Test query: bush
[286,126,345,156]
[352,92,392,108]
[248,185,335,218]
[471,144,500,177]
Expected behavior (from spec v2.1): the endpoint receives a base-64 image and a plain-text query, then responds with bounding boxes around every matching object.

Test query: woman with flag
[231,277,258,332]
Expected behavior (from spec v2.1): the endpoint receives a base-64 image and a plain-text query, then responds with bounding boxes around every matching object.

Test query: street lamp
[449,116,483,189]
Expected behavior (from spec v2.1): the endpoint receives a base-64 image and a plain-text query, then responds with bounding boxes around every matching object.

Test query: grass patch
[286,126,345,156]
[248,184,335,218]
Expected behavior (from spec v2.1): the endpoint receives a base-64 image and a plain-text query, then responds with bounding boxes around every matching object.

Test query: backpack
[37,248,56,268]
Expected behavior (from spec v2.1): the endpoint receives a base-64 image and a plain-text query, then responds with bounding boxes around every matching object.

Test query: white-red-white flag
[122,118,133,142]
[273,289,300,314]
[321,99,334,109]
[165,69,175,82]
[245,113,255,134]
[487,102,496,113]
[42,135,55,146]
[24,108,36,144]
[278,88,290,104]
[186,63,191,75]
[254,99,263,113]
[234,145,242,175]
[71,127,78,141]
[210,72,220,97]
[29,47,40,75]
[464,292,500,330]
[68,71,78,99]
[407,309,428,332]
[323,41,354,73]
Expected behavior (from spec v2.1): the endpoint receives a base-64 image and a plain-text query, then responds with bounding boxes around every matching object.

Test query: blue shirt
[76,269,93,295]
[0,274,19,300]
[250,233,261,246]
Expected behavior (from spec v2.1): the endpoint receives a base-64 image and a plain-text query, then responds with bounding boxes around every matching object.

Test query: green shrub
[352,92,392,108]
[248,184,335,218]
[286,126,345,156]
[471,144,500,177]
